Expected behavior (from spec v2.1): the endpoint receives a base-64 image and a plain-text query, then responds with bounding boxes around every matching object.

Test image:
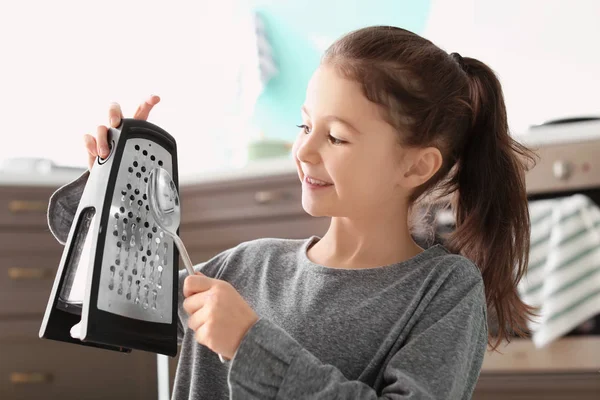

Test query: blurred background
[1,1,600,399]
[2,0,599,174]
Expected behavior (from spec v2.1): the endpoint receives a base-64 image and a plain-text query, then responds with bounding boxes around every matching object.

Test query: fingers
[133,94,161,121]
[96,125,110,158]
[84,95,160,171]
[108,102,123,128]
[186,294,212,330]
[183,273,214,298]
[84,134,97,170]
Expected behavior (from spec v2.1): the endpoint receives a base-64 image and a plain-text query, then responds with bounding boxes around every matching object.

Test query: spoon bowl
[147,167,227,362]
[147,167,194,276]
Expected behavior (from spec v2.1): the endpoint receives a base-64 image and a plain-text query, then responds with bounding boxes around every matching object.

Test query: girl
[49,26,535,399]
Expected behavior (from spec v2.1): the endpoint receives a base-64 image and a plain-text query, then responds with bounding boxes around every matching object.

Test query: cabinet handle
[254,190,289,204]
[10,372,53,384]
[8,267,53,280]
[8,200,48,213]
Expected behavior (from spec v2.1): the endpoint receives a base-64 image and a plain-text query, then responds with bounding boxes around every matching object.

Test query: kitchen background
[1,0,600,399]
[2,0,600,175]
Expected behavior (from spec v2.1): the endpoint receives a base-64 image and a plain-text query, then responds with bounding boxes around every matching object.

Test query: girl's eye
[327,135,345,145]
[296,124,346,145]
[296,124,311,134]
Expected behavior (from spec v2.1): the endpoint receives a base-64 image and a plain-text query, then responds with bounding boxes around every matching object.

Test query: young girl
[49,26,535,399]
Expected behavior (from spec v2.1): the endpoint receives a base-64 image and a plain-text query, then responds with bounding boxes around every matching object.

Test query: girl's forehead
[306,65,382,121]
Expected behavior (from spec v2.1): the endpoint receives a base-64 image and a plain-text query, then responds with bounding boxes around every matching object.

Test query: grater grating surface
[97,138,173,323]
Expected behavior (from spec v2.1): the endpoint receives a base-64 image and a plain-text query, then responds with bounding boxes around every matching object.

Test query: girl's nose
[295,129,322,164]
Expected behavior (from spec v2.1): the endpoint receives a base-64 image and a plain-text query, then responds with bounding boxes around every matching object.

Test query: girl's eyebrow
[301,105,362,135]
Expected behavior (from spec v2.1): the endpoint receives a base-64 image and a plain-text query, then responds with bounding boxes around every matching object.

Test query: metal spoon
[146,166,226,363]
[146,166,195,276]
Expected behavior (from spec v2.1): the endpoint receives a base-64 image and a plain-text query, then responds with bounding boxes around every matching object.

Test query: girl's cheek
[291,137,301,160]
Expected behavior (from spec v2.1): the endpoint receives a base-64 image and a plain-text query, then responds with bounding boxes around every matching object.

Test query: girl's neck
[307,216,424,270]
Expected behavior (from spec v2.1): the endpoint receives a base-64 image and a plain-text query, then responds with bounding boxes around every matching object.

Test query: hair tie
[450,52,467,72]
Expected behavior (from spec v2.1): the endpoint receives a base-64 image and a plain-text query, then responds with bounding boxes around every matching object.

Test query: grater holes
[107,141,172,313]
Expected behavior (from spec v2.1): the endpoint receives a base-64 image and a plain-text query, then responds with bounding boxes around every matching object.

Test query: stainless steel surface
[147,167,226,363]
[526,138,600,195]
[96,138,174,324]
[147,167,194,277]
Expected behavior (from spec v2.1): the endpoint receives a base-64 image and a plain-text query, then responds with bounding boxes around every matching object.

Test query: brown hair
[323,26,537,350]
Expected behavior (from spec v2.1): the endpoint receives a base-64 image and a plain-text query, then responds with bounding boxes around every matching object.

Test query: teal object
[248,0,431,143]
[247,139,292,161]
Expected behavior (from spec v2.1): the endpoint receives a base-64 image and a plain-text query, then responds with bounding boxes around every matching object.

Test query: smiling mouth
[304,176,333,187]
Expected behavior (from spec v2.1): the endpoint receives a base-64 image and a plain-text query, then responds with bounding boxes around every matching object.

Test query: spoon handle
[169,232,195,276]
[169,231,227,363]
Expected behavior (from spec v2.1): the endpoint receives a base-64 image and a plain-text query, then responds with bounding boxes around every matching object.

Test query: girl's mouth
[304,175,333,188]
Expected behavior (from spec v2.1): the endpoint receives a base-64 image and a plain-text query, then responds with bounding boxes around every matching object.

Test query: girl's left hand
[182,272,259,360]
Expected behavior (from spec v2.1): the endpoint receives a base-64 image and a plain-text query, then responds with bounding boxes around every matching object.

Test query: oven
[415,118,600,340]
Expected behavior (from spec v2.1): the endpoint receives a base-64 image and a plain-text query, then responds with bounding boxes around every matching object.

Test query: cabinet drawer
[0,253,61,317]
[0,320,157,400]
[0,186,56,228]
[181,215,330,252]
[474,372,600,400]
[180,173,305,225]
[482,336,600,373]
[0,231,63,254]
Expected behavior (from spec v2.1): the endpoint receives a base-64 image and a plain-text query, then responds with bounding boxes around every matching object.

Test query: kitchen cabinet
[0,185,156,400]
[2,171,599,399]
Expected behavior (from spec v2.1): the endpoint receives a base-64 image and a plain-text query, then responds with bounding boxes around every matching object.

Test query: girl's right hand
[83,95,161,170]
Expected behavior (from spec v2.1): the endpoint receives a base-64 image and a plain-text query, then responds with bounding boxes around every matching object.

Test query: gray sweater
[47,172,488,399]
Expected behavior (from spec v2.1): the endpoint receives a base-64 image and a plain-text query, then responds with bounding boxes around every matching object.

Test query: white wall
[422,0,600,135]
[1,0,254,172]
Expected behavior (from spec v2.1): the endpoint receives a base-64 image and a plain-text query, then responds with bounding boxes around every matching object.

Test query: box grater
[39,118,179,356]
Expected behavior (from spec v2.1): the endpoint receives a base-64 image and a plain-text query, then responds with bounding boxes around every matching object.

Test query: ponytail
[444,57,538,349]
[324,25,538,350]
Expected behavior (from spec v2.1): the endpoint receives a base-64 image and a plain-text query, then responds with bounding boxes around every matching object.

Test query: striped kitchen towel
[519,194,600,348]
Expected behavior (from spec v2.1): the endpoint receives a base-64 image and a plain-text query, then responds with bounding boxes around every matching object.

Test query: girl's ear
[398,146,443,189]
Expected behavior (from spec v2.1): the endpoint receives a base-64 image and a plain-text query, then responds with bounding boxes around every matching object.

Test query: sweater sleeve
[227,263,488,400]
[47,169,90,245]
[176,246,236,344]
